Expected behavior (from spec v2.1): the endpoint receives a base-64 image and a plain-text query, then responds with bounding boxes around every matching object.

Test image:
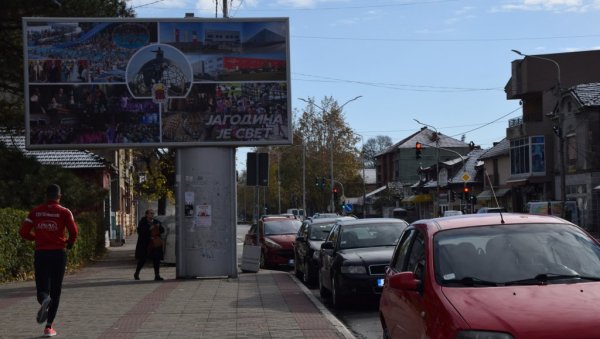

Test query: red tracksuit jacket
[19,200,78,250]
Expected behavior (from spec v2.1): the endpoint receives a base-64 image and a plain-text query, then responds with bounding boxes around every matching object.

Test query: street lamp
[511,49,566,218]
[298,96,362,213]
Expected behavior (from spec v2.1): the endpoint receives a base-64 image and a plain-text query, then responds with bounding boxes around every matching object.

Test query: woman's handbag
[148,223,164,250]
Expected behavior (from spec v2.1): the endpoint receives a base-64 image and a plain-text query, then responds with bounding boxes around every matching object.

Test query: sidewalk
[0,236,355,339]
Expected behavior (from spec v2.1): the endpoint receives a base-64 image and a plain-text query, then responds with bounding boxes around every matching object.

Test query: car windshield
[434,223,600,286]
[308,223,335,241]
[264,220,302,235]
[340,222,407,249]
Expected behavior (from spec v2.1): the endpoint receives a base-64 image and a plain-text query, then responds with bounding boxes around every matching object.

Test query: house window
[510,138,530,175]
[566,135,577,165]
[531,136,545,174]
[510,135,545,176]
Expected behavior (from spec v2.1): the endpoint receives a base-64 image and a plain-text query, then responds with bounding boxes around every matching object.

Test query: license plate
[377,278,385,287]
[288,259,295,265]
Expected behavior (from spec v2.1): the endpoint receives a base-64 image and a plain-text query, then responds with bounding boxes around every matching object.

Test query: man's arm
[65,209,78,247]
[19,218,36,241]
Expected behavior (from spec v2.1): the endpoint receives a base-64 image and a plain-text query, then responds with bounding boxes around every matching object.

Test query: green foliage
[0,208,34,282]
[134,149,176,202]
[0,142,107,211]
[0,208,105,283]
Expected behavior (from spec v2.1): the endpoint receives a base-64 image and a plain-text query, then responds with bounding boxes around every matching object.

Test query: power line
[132,0,459,12]
[292,33,600,43]
[293,72,502,93]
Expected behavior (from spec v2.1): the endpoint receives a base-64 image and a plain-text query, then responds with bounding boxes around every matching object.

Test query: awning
[477,188,511,200]
[506,177,529,186]
[402,194,432,203]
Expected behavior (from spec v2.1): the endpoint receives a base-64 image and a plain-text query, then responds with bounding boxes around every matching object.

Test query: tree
[255,96,362,215]
[362,135,393,168]
[133,148,176,202]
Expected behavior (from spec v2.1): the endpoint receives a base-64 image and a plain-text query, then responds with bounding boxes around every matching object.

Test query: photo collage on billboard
[24,18,290,148]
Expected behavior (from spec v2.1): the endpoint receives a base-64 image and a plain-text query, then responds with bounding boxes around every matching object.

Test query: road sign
[462,172,471,182]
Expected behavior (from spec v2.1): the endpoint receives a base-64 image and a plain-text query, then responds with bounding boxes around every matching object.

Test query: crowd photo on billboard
[24,18,290,148]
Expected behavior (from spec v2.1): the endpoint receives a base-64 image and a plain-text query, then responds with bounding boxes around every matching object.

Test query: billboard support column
[176,147,237,278]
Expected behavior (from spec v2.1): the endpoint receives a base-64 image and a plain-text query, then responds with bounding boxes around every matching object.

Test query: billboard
[23,17,291,149]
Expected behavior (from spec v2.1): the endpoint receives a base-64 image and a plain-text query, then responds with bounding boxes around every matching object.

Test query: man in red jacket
[19,184,78,338]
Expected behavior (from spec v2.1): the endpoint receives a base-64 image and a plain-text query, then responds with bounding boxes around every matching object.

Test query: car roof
[337,218,408,227]
[308,216,356,225]
[414,213,573,233]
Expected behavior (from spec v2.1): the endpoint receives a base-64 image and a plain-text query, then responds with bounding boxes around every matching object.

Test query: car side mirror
[321,241,334,250]
[388,271,420,291]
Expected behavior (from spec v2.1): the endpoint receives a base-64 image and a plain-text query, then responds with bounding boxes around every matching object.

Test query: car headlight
[264,238,282,249]
[456,331,514,339]
[340,265,367,274]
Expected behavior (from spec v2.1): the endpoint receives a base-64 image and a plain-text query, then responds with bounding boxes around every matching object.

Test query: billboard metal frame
[23,17,291,149]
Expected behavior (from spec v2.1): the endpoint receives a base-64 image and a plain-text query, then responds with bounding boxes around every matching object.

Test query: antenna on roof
[484,168,505,223]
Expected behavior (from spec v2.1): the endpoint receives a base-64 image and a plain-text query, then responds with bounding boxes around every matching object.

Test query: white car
[443,210,463,217]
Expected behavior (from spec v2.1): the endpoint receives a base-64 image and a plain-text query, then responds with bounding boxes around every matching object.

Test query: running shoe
[43,326,57,337]
[36,296,51,324]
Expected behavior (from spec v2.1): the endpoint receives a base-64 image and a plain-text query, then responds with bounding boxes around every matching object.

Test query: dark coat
[135,217,164,260]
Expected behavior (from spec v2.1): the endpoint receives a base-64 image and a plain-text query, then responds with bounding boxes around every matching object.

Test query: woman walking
[134,209,165,281]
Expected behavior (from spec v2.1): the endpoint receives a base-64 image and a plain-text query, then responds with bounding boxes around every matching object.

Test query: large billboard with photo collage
[23,17,291,149]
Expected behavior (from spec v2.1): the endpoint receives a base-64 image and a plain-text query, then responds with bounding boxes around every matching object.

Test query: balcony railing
[509,116,523,127]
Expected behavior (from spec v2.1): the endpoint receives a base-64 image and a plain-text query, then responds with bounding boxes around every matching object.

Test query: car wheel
[331,275,345,309]
[382,321,391,339]
[294,255,303,279]
[259,252,266,269]
[302,264,312,285]
[319,272,330,299]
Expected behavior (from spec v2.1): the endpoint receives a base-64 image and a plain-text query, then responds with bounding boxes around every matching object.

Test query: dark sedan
[318,218,408,309]
[293,216,356,285]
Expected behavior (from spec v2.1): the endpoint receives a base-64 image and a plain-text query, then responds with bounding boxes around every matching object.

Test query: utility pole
[223,0,229,18]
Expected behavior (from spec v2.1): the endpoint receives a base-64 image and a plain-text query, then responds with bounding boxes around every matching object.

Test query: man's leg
[34,251,51,304]
[34,251,52,323]
[46,250,67,325]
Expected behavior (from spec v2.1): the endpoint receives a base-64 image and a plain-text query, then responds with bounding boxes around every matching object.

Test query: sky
[130,0,600,169]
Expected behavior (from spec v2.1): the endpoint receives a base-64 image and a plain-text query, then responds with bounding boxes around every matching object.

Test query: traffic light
[315,177,319,187]
[415,142,422,159]
[463,186,469,200]
[333,187,339,200]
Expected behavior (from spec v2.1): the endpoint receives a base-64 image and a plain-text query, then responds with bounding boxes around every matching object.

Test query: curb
[289,273,357,339]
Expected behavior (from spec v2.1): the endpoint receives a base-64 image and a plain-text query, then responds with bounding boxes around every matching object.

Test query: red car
[379,213,600,339]
[244,216,302,268]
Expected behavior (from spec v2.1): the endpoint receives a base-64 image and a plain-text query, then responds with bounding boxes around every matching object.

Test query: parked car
[293,216,356,285]
[318,218,409,309]
[379,213,600,339]
[477,206,507,213]
[311,213,339,219]
[443,210,463,217]
[244,216,302,268]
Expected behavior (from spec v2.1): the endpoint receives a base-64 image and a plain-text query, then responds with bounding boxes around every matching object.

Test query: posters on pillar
[195,204,212,228]
[23,17,291,149]
[184,191,194,217]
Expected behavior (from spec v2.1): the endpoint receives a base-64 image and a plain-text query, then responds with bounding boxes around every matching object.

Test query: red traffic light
[333,187,339,193]
[415,142,422,150]
[463,186,469,193]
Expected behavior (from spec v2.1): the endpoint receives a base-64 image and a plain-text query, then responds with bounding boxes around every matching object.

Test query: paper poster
[184,191,194,217]
[195,204,211,227]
